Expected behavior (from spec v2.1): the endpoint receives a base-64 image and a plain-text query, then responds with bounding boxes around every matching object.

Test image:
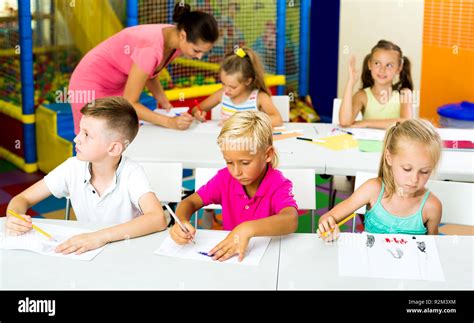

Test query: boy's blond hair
[379,119,442,197]
[217,111,278,168]
[80,97,139,144]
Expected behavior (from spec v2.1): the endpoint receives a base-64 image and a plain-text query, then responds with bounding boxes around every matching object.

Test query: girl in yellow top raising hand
[339,40,414,129]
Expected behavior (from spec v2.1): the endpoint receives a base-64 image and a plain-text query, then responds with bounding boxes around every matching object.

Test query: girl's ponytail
[378,122,399,197]
[360,54,374,90]
[394,56,413,91]
[244,48,270,96]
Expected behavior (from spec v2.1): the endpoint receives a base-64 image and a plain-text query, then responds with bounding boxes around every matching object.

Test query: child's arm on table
[209,206,298,262]
[318,178,378,241]
[56,192,167,255]
[190,89,223,121]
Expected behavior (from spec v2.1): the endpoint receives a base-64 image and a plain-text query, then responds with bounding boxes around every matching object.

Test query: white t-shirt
[44,156,152,224]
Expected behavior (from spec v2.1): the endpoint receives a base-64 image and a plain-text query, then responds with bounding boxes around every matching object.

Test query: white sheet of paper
[187,121,222,134]
[338,233,445,281]
[154,230,271,266]
[0,223,106,261]
[436,128,474,142]
[343,127,474,142]
[154,107,189,117]
[344,128,386,141]
[140,107,190,125]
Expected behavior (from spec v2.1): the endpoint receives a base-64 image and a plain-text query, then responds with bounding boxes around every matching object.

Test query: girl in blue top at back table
[189,46,283,127]
[339,40,414,129]
[318,119,443,241]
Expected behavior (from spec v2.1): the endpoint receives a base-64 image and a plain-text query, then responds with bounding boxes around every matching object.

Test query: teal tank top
[364,182,429,235]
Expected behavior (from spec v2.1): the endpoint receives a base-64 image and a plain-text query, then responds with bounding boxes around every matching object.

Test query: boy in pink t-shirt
[170,111,299,262]
[68,3,219,134]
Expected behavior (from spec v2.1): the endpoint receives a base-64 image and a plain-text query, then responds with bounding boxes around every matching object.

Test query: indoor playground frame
[0,0,310,173]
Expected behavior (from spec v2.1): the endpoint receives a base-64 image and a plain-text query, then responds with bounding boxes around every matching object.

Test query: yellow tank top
[363,87,401,120]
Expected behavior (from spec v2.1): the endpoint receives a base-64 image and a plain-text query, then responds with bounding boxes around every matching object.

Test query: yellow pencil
[7,209,56,241]
[321,213,357,237]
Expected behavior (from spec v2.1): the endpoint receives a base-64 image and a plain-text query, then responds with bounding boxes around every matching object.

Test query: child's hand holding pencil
[5,209,34,236]
[6,209,56,241]
[166,204,196,245]
[317,215,340,242]
[317,213,356,242]
[170,220,196,245]
[191,99,206,122]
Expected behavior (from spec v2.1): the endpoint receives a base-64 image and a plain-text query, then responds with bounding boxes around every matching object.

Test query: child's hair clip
[235,48,246,58]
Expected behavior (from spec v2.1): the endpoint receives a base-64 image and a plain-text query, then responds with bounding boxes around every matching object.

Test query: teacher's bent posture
[68,3,218,134]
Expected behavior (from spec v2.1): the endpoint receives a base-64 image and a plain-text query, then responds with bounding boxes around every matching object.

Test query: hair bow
[235,48,246,58]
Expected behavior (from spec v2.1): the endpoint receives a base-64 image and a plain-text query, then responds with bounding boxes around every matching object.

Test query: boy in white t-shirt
[5,97,167,254]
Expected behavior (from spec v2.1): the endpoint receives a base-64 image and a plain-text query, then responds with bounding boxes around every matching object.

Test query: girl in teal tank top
[317,119,443,241]
[364,182,429,235]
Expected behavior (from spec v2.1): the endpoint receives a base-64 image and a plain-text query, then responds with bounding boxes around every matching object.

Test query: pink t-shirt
[197,166,298,231]
[68,24,181,133]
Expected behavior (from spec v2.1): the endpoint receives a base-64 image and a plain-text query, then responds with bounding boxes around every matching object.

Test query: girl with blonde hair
[318,119,443,240]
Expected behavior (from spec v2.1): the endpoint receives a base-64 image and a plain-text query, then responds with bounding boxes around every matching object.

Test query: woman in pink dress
[68,3,218,134]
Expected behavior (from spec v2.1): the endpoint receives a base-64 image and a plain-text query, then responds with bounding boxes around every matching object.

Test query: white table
[277,233,474,290]
[324,138,474,181]
[2,219,472,290]
[0,219,280,290]
[125,121,474,182]
[125,121,327,173]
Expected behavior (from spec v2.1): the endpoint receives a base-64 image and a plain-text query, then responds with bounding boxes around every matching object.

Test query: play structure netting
[0,0,310,173]
[138,0,301,91]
